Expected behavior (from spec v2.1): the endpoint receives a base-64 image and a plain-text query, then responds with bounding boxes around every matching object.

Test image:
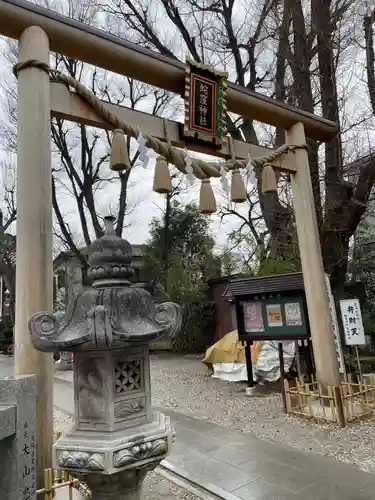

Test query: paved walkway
[161,408,375,500]
[52,375,375,500]
[2,358,375,500]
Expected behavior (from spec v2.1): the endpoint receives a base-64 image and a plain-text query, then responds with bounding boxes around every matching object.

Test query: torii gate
[0,0,341,483]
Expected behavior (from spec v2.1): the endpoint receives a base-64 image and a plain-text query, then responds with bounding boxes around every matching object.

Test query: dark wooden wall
[208,277,236,343]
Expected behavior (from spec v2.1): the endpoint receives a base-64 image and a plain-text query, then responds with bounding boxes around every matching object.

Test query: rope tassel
[199,179,217,215]
[261,163,277,194]
[231,168,247,203]
[110,129,130,172]
[153,156,172,194]
[12,60,305,185]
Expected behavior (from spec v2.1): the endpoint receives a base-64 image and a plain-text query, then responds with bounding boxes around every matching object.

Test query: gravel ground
[54,407,74,434]
[54,353,375,474]
[54,369,74,383]
[143,471,200,500]
[149,353,375,474]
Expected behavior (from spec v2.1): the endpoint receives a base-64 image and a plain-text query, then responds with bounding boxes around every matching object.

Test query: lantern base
[53,410,174,475]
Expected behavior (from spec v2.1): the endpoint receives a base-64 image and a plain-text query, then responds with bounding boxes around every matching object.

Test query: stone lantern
[28,216,181,499]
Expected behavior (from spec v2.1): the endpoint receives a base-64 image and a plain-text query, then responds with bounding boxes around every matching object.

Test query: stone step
[159,460,240,500]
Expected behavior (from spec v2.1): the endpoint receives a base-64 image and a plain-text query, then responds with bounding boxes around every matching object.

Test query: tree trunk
[311,0,350,289]
[289,0,321,225]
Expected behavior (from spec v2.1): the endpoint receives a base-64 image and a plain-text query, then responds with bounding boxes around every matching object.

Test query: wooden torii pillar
[15,25,53,486]
[287,124,341,388]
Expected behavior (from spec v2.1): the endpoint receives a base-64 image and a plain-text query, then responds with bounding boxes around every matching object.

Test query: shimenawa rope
[13,60,306,179]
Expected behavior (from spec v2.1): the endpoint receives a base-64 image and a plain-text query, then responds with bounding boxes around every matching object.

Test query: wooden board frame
[184,58,228,147]
[235,292,311,342]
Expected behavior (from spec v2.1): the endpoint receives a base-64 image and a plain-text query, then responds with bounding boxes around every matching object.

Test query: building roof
[207,274,242,286]
[223,272,304,298]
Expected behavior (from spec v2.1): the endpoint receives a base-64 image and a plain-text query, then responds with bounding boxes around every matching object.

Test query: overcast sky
[1,1,374,254]
[0,35,241,251]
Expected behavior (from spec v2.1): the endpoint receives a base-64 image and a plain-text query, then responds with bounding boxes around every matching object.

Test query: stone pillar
[28,217,181,499]
[15,26,54,485]
[85,470,149,500]
[0,376,37,500]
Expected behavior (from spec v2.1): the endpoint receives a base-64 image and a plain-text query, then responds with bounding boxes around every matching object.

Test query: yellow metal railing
[36,432,92,499]
[36,469,92,499]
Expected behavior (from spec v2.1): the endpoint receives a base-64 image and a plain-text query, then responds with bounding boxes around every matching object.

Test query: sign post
[339,299,365,346]
[325,275,346,379]
[339,298,365,380]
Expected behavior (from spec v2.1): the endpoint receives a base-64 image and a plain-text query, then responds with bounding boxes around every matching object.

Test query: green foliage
[0,229,16,327]
[257,256,301,277]
[144,202,221,285]
[350,231,375,341]
[173,299,214,353]
[0,316,13,353]
[226,227,301,278]
[144,202,218,352]
[219,249,239,276]
[0,316,13,339]
[145,201,302,351]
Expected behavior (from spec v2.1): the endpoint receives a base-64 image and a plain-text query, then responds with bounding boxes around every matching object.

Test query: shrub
[172,298,214,353]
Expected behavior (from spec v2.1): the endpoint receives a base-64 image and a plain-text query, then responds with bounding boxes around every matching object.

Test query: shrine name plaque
[184,59,227,147]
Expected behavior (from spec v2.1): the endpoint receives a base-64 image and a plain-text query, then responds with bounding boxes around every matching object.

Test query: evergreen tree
[144,201,220,352]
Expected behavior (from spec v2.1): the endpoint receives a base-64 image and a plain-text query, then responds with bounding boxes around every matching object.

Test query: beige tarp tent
[202,330,262,376]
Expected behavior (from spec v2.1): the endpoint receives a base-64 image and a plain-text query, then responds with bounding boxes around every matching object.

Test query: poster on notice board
[284,302,302,326]
[266,304,283,327]
[243,302,264,332]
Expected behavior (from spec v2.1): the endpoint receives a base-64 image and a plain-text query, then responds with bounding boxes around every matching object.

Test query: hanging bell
[153,156,173,194]
[199,179,217,215]
[110,129,130,172]
[231,168,247,203]
[261,163,277,194]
